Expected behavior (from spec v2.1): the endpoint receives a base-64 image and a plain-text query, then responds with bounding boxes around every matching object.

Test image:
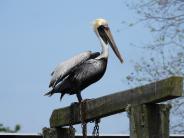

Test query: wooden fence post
[45,76,182,137]
[129,104,171,138]
[42,127,75,138]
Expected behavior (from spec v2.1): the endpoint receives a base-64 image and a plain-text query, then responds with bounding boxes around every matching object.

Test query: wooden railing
[1,133,184,138]
[43,76,183,138]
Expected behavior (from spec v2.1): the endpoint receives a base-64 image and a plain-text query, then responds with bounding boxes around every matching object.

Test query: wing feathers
[49,51,100,88]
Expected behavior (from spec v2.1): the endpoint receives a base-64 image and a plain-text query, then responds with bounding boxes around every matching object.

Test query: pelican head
[93,18,123,63]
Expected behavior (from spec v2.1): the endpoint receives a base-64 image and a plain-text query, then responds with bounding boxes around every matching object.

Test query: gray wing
[49,51,100,88]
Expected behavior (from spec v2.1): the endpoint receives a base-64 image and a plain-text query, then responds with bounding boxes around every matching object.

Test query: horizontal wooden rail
[50,76,183,127]
[1,133,184,138]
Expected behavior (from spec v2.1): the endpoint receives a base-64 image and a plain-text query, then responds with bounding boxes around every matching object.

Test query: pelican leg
[60,93,65,101]
[76,93,83,102]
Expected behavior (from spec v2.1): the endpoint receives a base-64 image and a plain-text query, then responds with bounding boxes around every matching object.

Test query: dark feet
[70,102,79,106]
[80,98,93,102]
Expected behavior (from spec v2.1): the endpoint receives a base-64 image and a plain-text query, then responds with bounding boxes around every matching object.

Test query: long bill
[103,27,124,63]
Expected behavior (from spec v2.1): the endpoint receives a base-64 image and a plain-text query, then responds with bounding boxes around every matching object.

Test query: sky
[0,0,152,134]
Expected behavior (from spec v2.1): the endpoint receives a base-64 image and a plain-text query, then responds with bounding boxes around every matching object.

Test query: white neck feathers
[96,36,109,60]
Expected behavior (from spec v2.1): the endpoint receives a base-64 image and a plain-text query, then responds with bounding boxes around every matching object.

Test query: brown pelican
[45,18,123,102]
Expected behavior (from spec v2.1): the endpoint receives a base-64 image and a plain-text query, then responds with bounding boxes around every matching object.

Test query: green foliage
[0,123,21,133]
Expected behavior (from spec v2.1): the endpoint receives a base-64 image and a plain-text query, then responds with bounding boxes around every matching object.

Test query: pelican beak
[98,25,124,63]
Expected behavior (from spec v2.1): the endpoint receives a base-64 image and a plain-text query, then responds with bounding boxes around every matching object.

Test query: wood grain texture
[50,76,183,127]
[42,127,75,138]
[129,104,171,138]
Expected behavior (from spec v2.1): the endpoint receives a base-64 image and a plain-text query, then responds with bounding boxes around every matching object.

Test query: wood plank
[129,104,171,138]
[42,127,75,138]
[50,76,183,127]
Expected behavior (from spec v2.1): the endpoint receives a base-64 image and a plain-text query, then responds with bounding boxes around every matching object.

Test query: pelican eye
[97,25,108,30]
[97,25,104,31]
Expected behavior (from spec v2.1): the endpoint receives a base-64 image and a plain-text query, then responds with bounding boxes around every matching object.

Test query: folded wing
[49,51,100,88]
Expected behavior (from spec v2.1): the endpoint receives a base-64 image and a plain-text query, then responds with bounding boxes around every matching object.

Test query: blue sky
[0,0,152,134]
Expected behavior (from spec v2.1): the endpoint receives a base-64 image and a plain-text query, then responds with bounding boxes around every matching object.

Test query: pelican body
[45,19,123,102]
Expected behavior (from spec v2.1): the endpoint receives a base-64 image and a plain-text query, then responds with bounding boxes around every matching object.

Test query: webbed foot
[70,102,79,107]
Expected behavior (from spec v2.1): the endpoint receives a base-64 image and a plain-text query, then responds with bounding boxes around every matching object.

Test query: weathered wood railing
[1,133,184,138]
[43,76,183,138]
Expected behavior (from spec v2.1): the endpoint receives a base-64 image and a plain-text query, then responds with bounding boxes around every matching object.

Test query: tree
[124,0,184,133]
[0,123,21,133]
